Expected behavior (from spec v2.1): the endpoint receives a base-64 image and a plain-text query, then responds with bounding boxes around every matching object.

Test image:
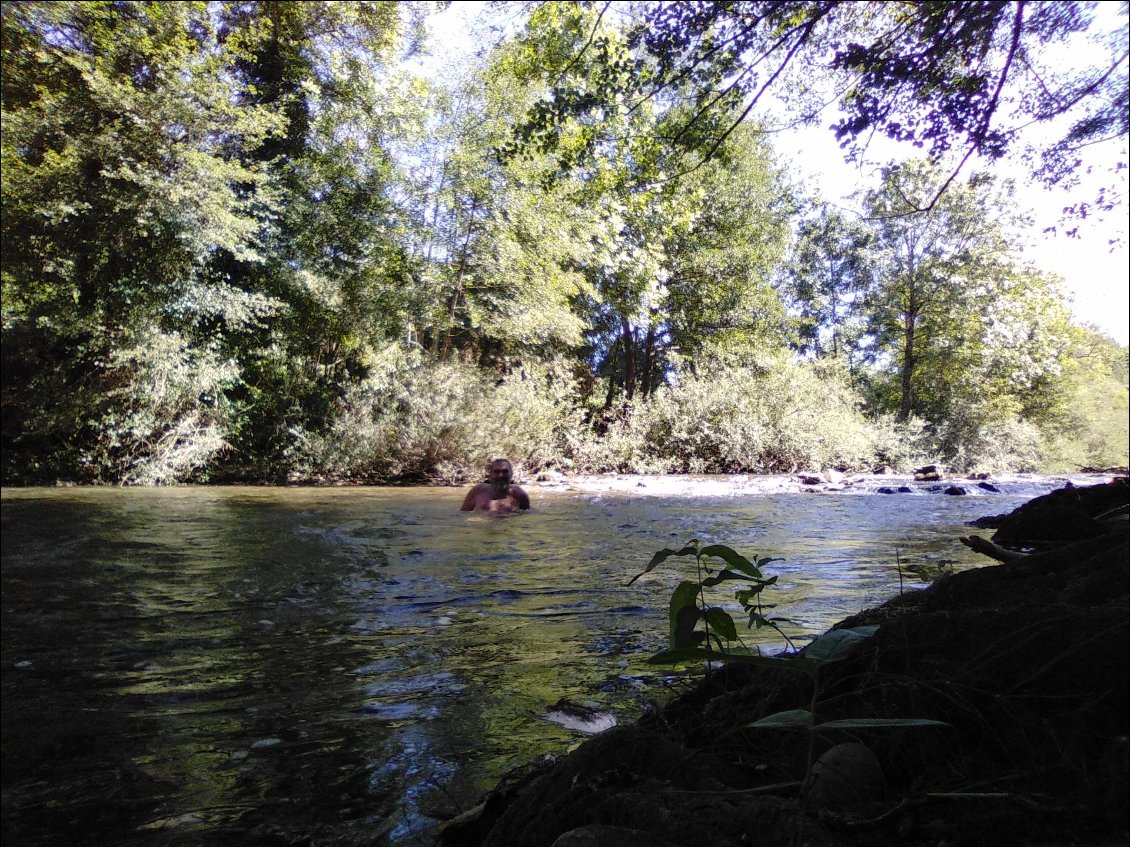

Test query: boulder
[990,478,1127,547]
[803,742,885,811]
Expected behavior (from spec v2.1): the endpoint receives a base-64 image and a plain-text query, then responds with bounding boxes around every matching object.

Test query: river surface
[0,479,1077,845]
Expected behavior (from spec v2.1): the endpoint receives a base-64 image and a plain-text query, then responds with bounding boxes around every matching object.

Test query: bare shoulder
[461,483,491,511]
[511,485,531,510]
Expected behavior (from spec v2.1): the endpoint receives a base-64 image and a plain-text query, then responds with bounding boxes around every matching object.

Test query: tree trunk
[438,194,479,363]
[603,335,619,412]
[641,318,657,399]
[828,254,839,359]
[899,313,916,421]
[621,317,637,403]
[959,535,1024,563]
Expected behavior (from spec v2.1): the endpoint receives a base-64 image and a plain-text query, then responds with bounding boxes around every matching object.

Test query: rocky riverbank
[440,477,1129,847]
[526,468,1121,499]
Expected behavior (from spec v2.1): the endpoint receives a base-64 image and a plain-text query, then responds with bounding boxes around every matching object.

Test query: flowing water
[0,479,1074,845]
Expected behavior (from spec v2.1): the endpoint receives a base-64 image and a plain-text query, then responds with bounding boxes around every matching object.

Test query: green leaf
[734,575,778,601]
[669,580,701,643]
[703,607,738,641]
[703,569,772,587]
[748,611,788,628]
[803,625,880,663]
[744,709,814,729]
[629,544,699,584]
[814,718,949,730]
[699,544,762,578]
[672,604,702,649]
[669,580,700,616]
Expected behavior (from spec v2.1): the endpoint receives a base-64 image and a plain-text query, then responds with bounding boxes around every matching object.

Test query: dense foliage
[2,1,1126,484]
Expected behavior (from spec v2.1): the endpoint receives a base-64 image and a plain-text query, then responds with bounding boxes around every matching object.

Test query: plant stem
[695,549,716,652]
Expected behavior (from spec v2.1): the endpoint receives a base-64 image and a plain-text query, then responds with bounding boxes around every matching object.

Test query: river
[0,477,1078,845]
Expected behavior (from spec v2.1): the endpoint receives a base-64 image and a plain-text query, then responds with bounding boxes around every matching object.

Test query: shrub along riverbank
[190,348,1130,486]
[9,346,1124,487]
[439,478,1129,847]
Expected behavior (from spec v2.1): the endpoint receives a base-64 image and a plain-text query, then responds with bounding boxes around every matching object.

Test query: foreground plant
[633,539,949,819]
[629,539,794,660]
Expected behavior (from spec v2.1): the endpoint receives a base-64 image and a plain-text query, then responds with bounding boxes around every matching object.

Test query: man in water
[460,458,530,513]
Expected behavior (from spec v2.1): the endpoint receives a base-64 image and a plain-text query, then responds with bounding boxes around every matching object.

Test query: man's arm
[512,486,531,510]
[460,487,479,511]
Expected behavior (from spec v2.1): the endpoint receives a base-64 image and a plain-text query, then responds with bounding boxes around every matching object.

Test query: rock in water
[542,700,617,734]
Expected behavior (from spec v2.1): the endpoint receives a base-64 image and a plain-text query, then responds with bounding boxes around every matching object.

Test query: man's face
[489,462,512,491]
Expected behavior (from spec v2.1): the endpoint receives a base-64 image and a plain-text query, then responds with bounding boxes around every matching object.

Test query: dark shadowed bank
[439,479,1129,847]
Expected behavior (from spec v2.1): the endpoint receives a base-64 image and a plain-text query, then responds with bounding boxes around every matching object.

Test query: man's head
[488,459,513,492]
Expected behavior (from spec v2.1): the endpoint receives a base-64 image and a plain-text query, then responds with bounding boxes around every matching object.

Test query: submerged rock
[541,700,618,734]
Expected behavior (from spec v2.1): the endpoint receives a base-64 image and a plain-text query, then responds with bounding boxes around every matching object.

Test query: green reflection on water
[2,483,1031,845]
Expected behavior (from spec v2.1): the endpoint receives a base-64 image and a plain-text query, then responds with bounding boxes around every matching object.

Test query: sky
[409,2,1129,345]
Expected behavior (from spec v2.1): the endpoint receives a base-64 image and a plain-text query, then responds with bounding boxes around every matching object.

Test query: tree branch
[551,1,611,89]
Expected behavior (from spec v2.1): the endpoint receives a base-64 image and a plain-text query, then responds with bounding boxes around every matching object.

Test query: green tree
[1037,326,1129,471]
[1,1,280,482]
[493,4,795,409]
[209,1,416,477]
[924,265,1074,470]
[655,124,794,388]
[784,205,875,365]
[404,39,600,368]
[835,160,1086,470]
[859,161,1022,422]
[1,1,421,482]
